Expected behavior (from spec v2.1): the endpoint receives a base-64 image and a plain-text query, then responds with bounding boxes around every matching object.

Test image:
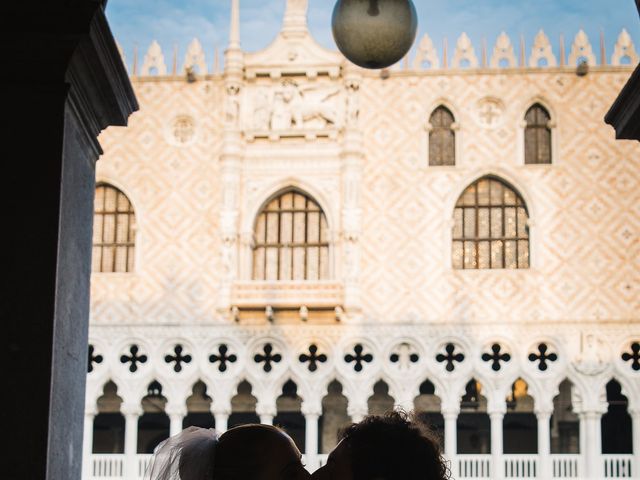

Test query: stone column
[123,405,142,479]
[82,409,96,480]
[536,409,552,480]
[167,406,186,437]
[442,408,459,479]
[257,402,276,426]
[347,400,368,424]
[3,5,137,479]
[631,408,640,479]
[214,411,229,434]
[582,410,604,478]
[489,410,505,480]
[302,402,321,472]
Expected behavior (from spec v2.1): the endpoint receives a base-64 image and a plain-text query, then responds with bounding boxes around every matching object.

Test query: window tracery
[525,104,552,165]
[252,189,329,281]
[452,176,530,269]
[429,106,456,166]
[92,184,136,273]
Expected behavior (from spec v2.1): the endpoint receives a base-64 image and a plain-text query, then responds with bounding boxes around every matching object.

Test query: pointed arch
[428,105,456,166]
[252,188,330,281]
[452,176,530,269]
[93,183,136,273]
[524,103,553,164]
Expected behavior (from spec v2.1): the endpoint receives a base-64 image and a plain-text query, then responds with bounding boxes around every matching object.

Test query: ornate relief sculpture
[225,84,241,128]
[573,334,608,376]
[250,80,341,131]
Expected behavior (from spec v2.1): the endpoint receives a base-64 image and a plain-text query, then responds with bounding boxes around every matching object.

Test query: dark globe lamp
[332,0,418,69]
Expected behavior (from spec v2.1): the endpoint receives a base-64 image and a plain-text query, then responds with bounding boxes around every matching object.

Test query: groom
[311,411,449,480]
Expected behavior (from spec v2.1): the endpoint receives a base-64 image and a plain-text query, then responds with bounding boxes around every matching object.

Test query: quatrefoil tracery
[120,345,148,373]
[209,344,238,373]
[622,342,640,371]
[482,343,511,371]
[299,344,328,372]
[345,344,373,372]
[88,345,103,373]
[254,343,282,373]
[528,343,558,371]
[436,343,465,372]
[164,344,192,372]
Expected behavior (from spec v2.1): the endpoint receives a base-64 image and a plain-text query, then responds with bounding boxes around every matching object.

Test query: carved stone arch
[448,172,534,269]
[446,169,536,223]
[518,98,557,167]
[243,179,336,236]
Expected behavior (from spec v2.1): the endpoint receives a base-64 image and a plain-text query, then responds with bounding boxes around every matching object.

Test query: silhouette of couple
[146,411,449,480]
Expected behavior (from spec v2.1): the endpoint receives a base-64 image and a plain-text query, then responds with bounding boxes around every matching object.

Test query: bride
[146,424,310,480]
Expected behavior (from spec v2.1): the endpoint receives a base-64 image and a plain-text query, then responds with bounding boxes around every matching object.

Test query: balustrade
[87,453,637,479]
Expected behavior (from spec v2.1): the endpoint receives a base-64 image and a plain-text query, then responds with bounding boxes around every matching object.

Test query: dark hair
[340,411,450,480]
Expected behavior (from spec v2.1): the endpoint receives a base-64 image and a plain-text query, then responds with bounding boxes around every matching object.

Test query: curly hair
[339,411,450,480]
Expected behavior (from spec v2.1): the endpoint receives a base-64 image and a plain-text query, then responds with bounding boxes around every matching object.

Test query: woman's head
[312,411,449,480]
[212,424,310,480]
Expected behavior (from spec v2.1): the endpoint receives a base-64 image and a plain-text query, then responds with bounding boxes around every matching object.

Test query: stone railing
[87,453,636,479]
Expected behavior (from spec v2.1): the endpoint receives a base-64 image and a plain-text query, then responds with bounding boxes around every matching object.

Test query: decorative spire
[600,30,606,65]
[214,46,220,73]
[443,37,448,68]
[559,34,566,66]
[283,0,308,37]
[133,44,139,76]
[520,34,526,66]
[481,38,488,67]
[229,0,240,50]
[172,44,178,75]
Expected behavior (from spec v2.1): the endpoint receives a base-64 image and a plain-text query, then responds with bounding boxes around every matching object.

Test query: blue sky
[106,0,640,69]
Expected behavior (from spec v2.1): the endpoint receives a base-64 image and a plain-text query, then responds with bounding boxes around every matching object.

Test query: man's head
[212,424,309,480]
[311,411,449,480]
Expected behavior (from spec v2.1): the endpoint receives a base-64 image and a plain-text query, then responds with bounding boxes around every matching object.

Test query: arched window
[429,106,456,166]
[92,184,136,273]
[524,104,552,164]
[253,189,329,281]
[453,176,530,269]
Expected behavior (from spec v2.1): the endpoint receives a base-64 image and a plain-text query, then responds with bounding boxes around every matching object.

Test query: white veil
[144,427,219,480]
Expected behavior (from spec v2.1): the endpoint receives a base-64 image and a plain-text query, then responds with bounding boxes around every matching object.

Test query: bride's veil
[144,426,219,480]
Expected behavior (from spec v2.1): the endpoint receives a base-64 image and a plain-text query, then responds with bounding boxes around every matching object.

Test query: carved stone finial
[490,32,517,68]
[568,29,597,66]
[413,33,440,69]
[283,0,308,37]
[529,30,557,67]
[141,40,167,76]
[183,38,208,74]
[611,29,639,66]
[452,33,478,68]
[229,0,241,49]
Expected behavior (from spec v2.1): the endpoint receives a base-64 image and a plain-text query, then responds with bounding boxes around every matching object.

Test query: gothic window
[524,104,552,164]
[452,176,530,270]
[429,106,456,166]
[253,189,329,281]
[92,184,136,273]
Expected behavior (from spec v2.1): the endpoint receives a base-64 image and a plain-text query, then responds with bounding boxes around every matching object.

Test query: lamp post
[332,0,418,69]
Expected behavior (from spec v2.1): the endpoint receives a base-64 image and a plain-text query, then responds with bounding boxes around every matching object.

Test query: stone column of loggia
[536,409,553,480]
[123,405,142,480]
[489,409,505,480]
